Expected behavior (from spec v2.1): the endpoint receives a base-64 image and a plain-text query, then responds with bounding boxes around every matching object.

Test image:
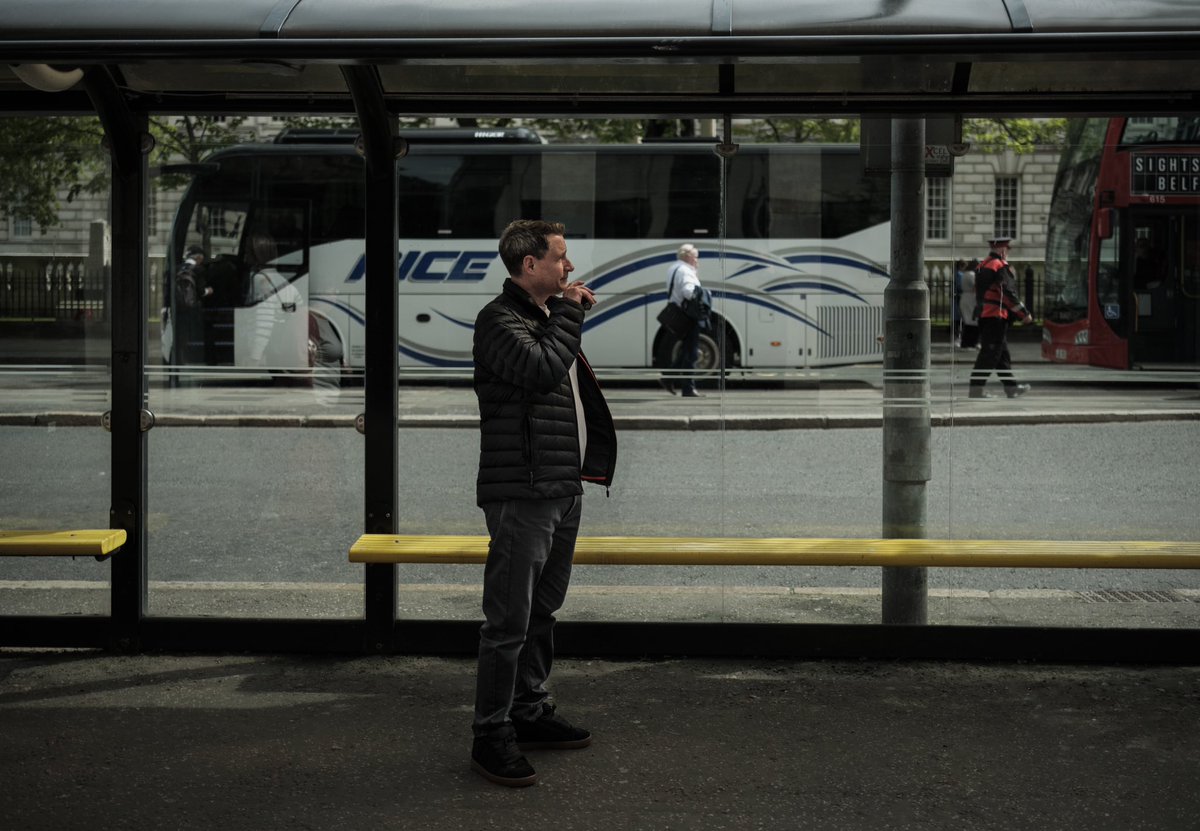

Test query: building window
[147,187,158,237]
[11,215,33,239]
[926,177,950,241]
[994,176,1019,240]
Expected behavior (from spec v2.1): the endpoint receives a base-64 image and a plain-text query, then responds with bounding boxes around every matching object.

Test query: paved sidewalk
[2,336,1198,429]
[1,650,1198,831]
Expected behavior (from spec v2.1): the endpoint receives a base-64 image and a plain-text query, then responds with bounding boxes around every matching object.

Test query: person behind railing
[958,258,980,350]
[969,237,1034,399]
[952,259,965,346]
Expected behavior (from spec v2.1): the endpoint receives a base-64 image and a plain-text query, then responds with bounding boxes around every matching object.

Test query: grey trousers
[473,495,581,737]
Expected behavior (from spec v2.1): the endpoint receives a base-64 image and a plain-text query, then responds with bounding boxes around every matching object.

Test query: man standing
[470,219,617,787]
[969,237,1034,399]
[660,243,705,397]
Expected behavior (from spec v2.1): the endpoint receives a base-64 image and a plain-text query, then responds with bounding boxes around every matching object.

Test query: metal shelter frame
[2,0,1200,659]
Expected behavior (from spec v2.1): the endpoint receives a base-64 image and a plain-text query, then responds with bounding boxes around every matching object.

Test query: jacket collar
[502,277,547,318]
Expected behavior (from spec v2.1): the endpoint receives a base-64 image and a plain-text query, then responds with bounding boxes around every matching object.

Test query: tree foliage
[0,114,259,232]
[736,119,860,143]
[149,115,254,189]
[0,117,107,232]
[963,118,1068,152]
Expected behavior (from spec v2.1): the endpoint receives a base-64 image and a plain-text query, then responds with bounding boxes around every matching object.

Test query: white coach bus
[164,128,889,376]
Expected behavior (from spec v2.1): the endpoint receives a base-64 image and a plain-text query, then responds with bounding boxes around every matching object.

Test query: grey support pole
[881,118,931,625]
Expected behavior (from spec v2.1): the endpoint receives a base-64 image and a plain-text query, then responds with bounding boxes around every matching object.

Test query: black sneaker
[967,387,994,399]
[658,378,677,395]
[471,728,538,787]
[513,704,592,750]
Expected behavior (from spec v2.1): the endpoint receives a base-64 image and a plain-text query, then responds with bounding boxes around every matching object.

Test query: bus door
[1128,211,1200,366]
[1179,212,1200,364]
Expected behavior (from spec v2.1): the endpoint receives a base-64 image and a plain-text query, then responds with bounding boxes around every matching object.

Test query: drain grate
[1076,589,1187,603]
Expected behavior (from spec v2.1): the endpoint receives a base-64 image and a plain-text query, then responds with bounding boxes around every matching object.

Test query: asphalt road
[3,421,1198,595]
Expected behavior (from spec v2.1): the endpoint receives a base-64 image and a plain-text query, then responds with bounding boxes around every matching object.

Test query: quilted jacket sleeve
[474,297,584,395]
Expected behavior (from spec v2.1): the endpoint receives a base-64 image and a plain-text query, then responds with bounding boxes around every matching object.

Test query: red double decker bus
[1042,117,1200,369]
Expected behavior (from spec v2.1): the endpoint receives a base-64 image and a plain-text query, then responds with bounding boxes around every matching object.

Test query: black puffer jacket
[473,278,617,506]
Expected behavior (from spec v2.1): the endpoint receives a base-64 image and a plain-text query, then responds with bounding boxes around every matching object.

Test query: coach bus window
[663,152,720,237]
[764,149,823,238]
[595,152,651,238]
[542,151,597,238]
[447,154,524,237]
[724,152,769,238]
[185,202,247,263]
[820,150,890,239]
[1120,116,1200,145]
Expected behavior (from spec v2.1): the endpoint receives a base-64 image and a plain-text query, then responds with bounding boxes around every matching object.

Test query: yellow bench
[350,535,1200,570]
[0,529,128,559]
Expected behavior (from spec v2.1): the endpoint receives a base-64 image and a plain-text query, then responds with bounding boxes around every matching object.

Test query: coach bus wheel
[667,329,724,371]
[655,319,738,374]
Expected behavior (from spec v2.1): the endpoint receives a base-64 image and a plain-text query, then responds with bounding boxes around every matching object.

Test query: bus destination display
[1131,153,1200,195]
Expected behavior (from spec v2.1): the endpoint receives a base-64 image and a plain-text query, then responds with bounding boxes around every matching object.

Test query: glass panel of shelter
[0,119,114,616]
[936,118,1200,629]
[5,111,1199,633]
[145,122,363,619]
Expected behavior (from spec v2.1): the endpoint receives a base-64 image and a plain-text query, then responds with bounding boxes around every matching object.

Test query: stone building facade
[924,145,1060,270]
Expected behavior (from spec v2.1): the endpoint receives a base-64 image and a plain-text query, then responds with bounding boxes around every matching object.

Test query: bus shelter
[1,0,1199,659]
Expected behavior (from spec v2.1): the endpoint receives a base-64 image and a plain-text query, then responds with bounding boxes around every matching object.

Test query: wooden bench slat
[0,529,128,557]
[349,534,1200,569]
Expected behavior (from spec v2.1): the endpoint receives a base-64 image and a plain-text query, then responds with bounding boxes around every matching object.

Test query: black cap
[185,245,205,258]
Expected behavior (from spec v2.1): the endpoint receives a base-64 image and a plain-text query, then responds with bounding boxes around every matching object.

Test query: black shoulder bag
[656,266,694,336]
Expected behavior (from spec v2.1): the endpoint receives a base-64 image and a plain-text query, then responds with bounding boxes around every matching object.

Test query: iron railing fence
[924,260,1046,326]
[0,257,165,322]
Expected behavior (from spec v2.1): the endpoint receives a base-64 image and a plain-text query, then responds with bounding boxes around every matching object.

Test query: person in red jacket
[968,237,1034,399]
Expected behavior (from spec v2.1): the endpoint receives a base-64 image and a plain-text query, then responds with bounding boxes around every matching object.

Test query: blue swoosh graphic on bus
[312,296,364,325]
[584,253,676,292]
[318,277,836,367]
[785,254,889,279]
[586,250,797,292]
[699,250,790,274]
[397,342,471,367]
[581,294,651,329]
[728,263,770,279]
[765,281,869,303]
[732,292,831,337]
[345,256,365,284]
[434,309,475,329]
[585,288,829,338]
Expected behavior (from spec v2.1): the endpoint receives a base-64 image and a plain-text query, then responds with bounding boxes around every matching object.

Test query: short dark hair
[185,245,205,258]
[498,220,565,277]
[247,232,277,267]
